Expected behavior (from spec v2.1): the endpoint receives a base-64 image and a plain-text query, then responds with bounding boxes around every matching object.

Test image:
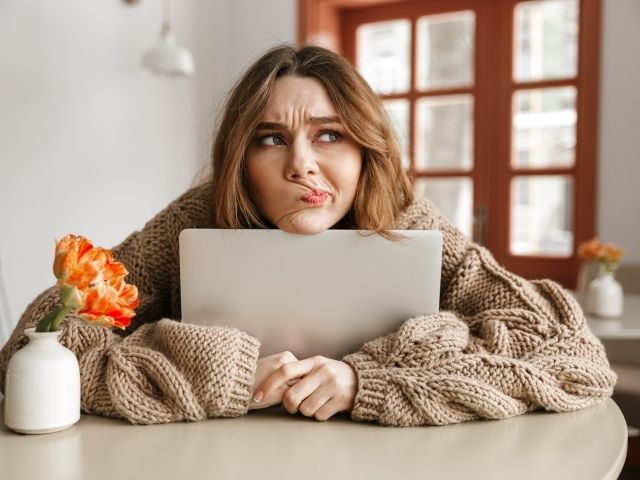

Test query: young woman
[0,45,616,426]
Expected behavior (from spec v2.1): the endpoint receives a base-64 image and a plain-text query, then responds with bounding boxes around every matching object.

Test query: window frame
[298,0,601,288]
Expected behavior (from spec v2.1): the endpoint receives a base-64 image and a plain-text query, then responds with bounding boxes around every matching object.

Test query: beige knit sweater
[0,182,616,426]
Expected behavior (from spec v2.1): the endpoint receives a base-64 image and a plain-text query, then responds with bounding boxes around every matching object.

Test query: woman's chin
[279,223,328,235]
[276,213,335,235]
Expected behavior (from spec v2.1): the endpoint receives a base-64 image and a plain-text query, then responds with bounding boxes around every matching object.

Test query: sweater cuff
[221,332,261,417]
[342,351,389,423]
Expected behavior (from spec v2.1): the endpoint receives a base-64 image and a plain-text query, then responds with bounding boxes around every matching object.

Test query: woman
[0,45,615,426]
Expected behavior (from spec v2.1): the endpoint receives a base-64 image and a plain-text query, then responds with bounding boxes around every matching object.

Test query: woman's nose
[285,138,319,180]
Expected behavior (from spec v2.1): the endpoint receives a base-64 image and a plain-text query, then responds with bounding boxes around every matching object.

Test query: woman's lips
[301,189,329,206]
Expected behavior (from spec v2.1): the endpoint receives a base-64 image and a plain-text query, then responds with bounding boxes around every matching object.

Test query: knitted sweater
[0,182,616,426]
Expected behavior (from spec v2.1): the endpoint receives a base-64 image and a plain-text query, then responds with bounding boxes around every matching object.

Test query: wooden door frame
[339,0,496,246]
[493,0,601,287]
[298,0,601,288]
[299,0,409,53]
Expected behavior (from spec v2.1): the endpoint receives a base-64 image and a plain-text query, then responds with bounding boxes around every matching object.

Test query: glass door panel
[513,0,579,82]
[512,86,577,168]
[383,99,410,169]
[416,94,474,171]
[356,19,412,94]
[416,177,473,237]
[416,11,475,90]
[510,175,573,256]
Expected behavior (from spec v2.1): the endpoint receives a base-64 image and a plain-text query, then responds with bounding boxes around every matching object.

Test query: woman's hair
[210,44,414,237]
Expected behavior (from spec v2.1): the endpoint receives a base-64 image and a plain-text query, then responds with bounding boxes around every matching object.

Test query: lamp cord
[161,0,171,33]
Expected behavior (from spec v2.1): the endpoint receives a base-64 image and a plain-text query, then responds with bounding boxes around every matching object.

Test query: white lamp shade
[142,29,195,77]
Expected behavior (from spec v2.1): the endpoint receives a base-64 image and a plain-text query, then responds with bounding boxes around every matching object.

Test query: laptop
[179,229,442,359]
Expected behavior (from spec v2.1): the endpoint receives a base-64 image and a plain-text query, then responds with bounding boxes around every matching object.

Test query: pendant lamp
[142,0,195,77]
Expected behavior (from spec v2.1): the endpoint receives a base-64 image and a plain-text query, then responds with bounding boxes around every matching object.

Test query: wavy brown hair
[210,44,414,237]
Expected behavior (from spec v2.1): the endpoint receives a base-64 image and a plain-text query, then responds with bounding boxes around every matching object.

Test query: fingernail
[253,391,264,403]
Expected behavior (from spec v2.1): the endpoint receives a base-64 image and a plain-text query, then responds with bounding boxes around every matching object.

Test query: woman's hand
[254,356,358,421]
[248,351,301,410]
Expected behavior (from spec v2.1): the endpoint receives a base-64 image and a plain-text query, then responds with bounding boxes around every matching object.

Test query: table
[0,399,627,480]
[585,293,640,340]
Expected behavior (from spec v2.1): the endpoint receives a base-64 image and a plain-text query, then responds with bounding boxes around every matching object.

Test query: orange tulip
[602,244,623,265]
[53,235,128,291]
[577,237,624,276]
[577,238,603,261]
[38,234,139,332]
[79,278,140,329]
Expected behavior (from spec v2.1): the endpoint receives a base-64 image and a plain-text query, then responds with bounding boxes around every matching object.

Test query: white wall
[598,0,640,263]
[0,0,295,344]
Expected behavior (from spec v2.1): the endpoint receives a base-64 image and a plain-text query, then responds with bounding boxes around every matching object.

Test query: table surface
[584,293,640,339]
[0,399,628,480]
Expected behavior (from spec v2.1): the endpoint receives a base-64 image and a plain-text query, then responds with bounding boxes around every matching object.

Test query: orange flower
[53,235,127,292]
[577,237,624,275]
[79,277,140,329]
[49,234,139,330]
[602,244,623,265]
[577,238,603,261]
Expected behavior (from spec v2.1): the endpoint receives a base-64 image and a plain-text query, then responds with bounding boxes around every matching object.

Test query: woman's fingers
[249,351,300,409]
[281,373,324,414]
[254,356,357,422]
[255,357,319,402]
[296,385,333,418]
[312,398,344,422]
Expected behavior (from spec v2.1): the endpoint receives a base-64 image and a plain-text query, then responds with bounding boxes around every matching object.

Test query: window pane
[357,19,411,94]
[512,86,577,168]
[416,94,473,171]
[417,11,475,90]
[514,0,579,82]
[416,177,473,237]
[383,99,410,169]
[510,175,573,256]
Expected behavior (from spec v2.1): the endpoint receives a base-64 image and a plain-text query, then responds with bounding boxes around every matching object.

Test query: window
[299,0,601,287]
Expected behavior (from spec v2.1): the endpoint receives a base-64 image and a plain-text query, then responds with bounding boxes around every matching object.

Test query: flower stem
[49,305,72,331]
[35,305,72,332]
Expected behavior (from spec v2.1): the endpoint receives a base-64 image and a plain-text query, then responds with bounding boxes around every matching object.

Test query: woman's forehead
[260,76,339,122]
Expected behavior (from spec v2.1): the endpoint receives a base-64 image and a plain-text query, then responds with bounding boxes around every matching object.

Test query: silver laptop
[179,229,442,359]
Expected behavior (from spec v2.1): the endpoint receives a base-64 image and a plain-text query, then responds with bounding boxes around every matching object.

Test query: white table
[585,294,640,340]
[0,399,627,480]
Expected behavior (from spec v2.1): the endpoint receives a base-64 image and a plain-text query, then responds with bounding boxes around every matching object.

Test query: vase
[4,328,80,434]
[585,272,624,318]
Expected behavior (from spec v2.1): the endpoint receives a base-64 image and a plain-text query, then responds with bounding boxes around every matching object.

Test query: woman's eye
[317,131,342,143]
[257,134,285,146]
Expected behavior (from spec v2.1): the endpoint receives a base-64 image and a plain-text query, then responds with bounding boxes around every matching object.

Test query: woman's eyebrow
[255,116,342,130]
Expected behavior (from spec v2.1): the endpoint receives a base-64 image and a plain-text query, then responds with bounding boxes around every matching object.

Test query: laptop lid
[179,229,442,359]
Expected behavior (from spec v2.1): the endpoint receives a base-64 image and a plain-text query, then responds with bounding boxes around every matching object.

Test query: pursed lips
[301,189,330,205]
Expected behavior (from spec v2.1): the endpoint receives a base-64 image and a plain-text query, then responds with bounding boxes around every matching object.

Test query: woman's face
[245,75,362,234]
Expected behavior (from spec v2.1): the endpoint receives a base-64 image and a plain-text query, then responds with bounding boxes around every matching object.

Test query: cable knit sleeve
[342,200,617,427]
[0,183,260,424]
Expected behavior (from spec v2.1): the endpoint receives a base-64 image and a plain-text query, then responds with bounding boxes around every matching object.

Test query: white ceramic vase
[4,328,80,434]
[585,272,624,318]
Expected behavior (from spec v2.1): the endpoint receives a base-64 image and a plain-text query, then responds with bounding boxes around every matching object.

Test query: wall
[0,0,295,344]
[597,0,640,263]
